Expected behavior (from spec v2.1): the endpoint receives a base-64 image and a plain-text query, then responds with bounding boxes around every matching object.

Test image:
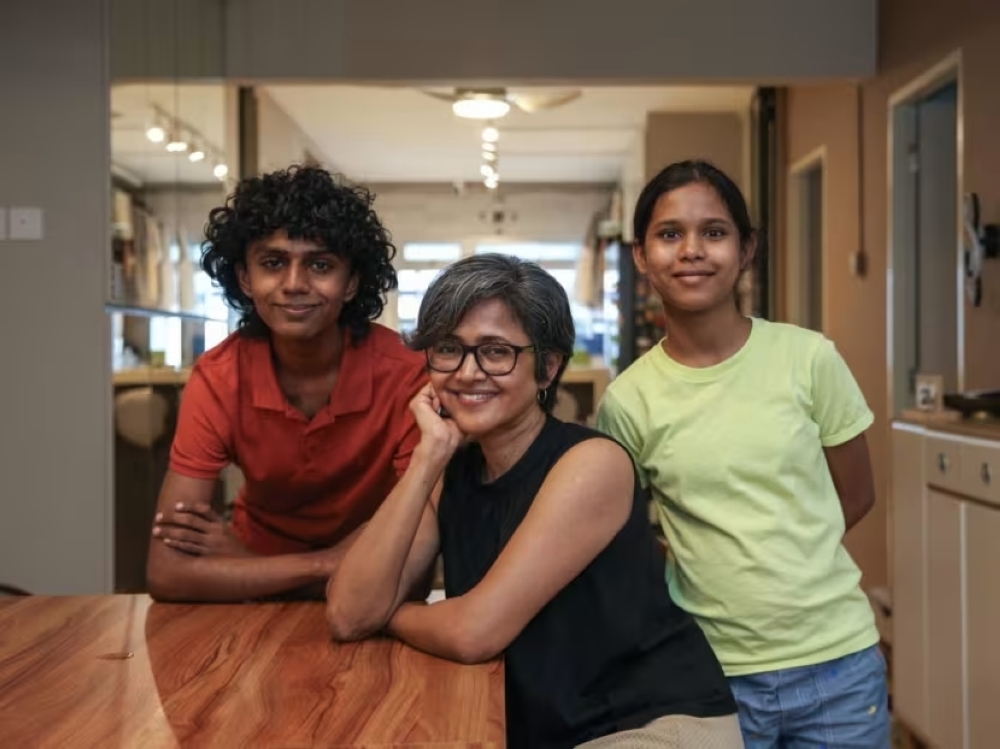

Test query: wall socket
[9,207,43,241]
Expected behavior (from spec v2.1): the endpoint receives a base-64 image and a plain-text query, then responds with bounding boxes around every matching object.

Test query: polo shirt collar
[248,330,374,417]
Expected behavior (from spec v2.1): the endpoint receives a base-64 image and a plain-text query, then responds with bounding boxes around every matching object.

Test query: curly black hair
[201,165,398,341]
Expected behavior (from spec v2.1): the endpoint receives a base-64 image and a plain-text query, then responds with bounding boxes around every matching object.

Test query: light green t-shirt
[596,318,878,676]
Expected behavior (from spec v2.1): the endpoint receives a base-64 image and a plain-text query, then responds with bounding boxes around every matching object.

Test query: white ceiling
[109,83,754,186]
[111,84,228,185]
[263,85,754,184]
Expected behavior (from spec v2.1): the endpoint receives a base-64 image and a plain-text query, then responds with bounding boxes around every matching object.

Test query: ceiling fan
[421,87,582,119]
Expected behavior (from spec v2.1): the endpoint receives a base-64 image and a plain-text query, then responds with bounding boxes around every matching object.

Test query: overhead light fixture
[480,164,496,177]
[188,149,205,163]
[482,150,497,162]
[165,138,188,153]
[213,163,229,180]
[481,125,499,143]
[452,96,510,120]
[482,141,497,153]
[146,125,166,143]
[485,176,499,190]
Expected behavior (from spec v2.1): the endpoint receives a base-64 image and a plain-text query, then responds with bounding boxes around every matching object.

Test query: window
[395,245,460,333]
[473,242,581,263]
[402,243,462,263]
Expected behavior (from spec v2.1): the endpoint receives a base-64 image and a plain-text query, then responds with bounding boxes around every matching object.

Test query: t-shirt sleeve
[595,388,649,488]
[169,366,233,480]
[392,358,430,477]
[810,337,874,447]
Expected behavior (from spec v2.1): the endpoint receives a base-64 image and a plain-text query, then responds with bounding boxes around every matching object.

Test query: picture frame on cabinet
[915,373,945,412]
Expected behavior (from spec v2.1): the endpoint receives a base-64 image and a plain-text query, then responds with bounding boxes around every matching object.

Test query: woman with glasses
[327,254,742,749]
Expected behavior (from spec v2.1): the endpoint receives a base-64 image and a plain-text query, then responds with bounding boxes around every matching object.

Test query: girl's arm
[808,337,877,533]
[385,438,634,664]
[824,433,876,531]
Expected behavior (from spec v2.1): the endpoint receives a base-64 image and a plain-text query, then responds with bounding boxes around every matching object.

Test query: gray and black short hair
[407,253,575,412]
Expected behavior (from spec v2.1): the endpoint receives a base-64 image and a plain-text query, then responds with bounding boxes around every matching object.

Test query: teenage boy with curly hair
[146,166,427,603]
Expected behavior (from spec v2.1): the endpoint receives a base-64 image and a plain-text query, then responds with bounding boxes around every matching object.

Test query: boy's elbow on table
[146,565,184,603]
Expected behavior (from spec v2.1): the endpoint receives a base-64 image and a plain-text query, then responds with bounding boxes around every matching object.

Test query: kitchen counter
[0,595,505,747]
[113,367,191,387]
[897,407,1000,441]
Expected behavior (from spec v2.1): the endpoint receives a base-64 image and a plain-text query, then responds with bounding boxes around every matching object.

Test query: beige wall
[620,133,646,244]
[256,90,333,175]
[372,184,611,247]
[0,0,113,593]
[644,113,745,188]
[780,0,1000,589]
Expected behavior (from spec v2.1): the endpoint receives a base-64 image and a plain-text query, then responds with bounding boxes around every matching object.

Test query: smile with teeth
[452,392,498,405]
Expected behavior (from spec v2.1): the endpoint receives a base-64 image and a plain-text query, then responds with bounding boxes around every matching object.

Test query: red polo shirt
[169,323,428,555]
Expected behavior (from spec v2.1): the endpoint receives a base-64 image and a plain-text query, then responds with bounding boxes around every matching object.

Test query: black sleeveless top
[438,416,736,749]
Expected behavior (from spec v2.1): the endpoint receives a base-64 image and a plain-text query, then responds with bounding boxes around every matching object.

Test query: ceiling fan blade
[510,90,581,113]
[420,89,461,104]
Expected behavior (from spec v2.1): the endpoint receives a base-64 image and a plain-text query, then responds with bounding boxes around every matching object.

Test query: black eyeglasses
[426,341,539,376]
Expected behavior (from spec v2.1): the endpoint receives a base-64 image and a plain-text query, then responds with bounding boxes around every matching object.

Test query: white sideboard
[891,415,1000,749]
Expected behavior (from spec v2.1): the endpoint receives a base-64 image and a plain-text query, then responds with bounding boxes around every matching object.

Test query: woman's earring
[536,389,549,405]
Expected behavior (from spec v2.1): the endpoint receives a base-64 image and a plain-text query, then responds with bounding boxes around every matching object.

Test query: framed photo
[915,373,945,412]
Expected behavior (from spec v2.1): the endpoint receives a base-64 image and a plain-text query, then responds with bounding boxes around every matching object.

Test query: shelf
[105,302,228,324]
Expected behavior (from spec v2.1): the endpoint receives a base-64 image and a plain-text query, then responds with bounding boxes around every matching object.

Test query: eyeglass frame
[424,341,541,377]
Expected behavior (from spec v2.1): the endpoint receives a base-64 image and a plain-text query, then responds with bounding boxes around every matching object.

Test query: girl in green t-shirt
[597,160,889,749]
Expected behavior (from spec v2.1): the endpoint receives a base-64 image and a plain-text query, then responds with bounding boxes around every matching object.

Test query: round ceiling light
[453,96,510,120]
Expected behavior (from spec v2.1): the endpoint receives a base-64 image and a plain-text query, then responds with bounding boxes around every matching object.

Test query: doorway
[889,56,962,415]
[788,148,825,331]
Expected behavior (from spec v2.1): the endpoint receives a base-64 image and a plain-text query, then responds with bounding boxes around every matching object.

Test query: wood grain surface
[0,596,505,748]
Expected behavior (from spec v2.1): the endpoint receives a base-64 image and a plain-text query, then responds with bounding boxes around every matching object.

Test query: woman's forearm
[326,446,447,637]
[386,600,490,664]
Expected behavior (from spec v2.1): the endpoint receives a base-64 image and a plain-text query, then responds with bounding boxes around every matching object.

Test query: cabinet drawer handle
[983,463,993,486]
[938,453,949,473]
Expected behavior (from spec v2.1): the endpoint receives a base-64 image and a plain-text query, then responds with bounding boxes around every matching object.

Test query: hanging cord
[854,84,868,277]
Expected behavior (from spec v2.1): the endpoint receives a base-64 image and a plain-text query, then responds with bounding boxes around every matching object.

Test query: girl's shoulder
[752,318,828,351]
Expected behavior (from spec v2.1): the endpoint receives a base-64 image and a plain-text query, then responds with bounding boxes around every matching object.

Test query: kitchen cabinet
[965,502,1000,749]
[925,489,963,749]
[891,425,928,736]
[891,417,1000,749]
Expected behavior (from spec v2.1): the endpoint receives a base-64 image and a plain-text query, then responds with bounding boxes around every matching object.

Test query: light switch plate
[10,207,43,241]
[0,208,6,240]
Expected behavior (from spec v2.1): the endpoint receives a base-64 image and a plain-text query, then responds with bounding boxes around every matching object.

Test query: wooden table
[0,596,505,748]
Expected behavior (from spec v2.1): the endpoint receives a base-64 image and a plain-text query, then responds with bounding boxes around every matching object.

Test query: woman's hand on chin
[410,384,466,463]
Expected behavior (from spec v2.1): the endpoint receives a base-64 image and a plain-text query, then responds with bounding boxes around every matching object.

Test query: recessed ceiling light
[188,149,205,162]
[481,126,499,143]
[146,126,165,143]
[213,163,229,179]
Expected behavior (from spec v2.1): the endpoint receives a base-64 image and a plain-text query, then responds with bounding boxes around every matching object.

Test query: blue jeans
[727,645,890,748]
